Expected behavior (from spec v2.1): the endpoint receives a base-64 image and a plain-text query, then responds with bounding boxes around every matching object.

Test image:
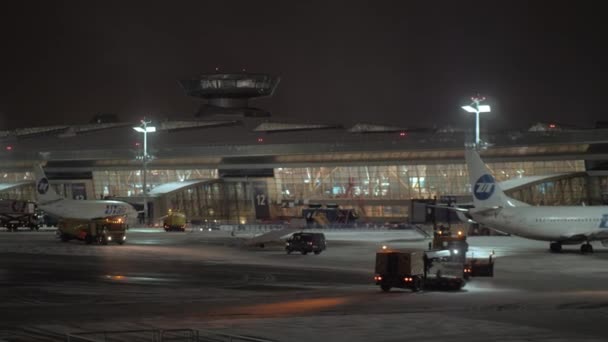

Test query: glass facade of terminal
[149,159,589,223]
[508,175,587,206]
[0,172,35,201]
[1,159,601,223]
[268,160,587,220]
[0,184,36,201]
[159,180,253,225]
[1,171,34,183]
[508,173,608,206]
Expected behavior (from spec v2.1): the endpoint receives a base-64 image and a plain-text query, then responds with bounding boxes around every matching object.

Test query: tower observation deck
[180,73,280,117]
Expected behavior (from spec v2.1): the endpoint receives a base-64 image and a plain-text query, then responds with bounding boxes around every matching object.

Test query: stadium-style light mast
[461,95,491,147]
[133,118,156,225]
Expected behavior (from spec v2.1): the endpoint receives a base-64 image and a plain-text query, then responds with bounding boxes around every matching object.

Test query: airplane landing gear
[581,243,593,254]
[550,242,562,253]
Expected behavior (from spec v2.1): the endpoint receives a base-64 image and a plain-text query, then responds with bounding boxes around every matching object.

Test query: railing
[66,328,276,342]
[66,328,192,341]
[198,329,277,342]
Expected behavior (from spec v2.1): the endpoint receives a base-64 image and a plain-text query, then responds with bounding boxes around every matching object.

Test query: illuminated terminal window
[0,159,590,221]
[1,172,34,182]
[508,174,599,206]
[272,160,585,203]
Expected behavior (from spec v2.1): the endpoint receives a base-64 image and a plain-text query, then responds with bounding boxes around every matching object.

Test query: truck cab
[163,210,187,232]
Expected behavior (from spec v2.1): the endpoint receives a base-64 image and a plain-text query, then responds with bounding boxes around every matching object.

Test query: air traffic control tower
[180,72,280,117]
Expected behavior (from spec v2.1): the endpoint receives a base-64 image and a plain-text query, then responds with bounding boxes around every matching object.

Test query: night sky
[0,1,606,131]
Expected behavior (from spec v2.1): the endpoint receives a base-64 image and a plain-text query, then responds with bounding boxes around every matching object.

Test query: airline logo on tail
[473,174,495,200]
[37,178,50,195]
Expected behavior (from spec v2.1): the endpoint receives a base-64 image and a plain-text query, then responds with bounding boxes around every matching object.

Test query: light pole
[133,118,156,225]
[461,95,491,147]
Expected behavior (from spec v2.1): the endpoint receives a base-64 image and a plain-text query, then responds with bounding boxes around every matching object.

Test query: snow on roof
[348,123,406,133]
[158,120,240,131]
[254,122,340,132]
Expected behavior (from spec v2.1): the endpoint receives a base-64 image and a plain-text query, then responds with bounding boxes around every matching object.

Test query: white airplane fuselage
[471,206,608,242]
[40,199,138,226]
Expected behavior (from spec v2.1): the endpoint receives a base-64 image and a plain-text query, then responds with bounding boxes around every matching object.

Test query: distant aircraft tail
[465,148,524,209]
[33,164,63,204]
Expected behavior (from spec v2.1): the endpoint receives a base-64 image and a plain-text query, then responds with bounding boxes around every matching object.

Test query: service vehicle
[432,226,468,252]
[57,217,127,245]
[285,232,326,255]
[163,210,187,232]
[431,227,495,279]
[374,248,466,292]
[464,255,495,278]
[0,199,40,231]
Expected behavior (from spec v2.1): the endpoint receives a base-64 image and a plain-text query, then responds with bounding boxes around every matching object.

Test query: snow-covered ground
[2,230,608,341]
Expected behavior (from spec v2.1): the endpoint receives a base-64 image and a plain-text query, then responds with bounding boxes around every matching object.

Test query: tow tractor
[374,224,496,292]
[432,225,495,279]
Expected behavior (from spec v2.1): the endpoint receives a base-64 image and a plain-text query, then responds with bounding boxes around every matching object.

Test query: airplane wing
[242,227,301,247]
[426,204,502,215]
[426,204,470,212]
[469,207,502,216]
[455,211,477,224]
[426,204,477,223]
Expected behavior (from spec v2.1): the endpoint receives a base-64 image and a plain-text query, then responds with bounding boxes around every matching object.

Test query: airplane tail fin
[33,164,63,204]
[465,148,512,209]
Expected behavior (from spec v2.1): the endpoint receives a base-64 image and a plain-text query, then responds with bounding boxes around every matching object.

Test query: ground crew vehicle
[431,226,495,279]
[57,217,127,245]
[163,210,187,232]
[432,226,468,252]
[374,248,466,292]
[0,199,40,231]
[465,254,495,278]
[285,232,326,255]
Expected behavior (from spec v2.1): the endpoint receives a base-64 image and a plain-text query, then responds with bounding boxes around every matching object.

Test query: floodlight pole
[474,100,481,146]
[461,95,489,148]
[133,118,154,225]
[142,120,148,226]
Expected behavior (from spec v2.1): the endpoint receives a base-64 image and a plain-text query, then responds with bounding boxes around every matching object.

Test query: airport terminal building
[1,73,607,224]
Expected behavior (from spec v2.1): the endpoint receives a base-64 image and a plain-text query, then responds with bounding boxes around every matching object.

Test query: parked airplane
[456,148,608,254]
[33,165,138,226]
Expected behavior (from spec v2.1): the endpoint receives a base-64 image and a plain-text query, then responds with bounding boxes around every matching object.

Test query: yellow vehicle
[163,210,187,232]
[57,217,127,245]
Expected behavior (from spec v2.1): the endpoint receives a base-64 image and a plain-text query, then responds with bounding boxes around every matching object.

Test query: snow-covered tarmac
[1,228,607,341]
